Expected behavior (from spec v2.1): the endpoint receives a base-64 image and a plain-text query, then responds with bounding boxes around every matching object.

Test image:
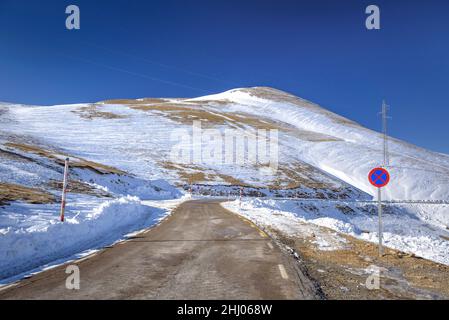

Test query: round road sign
[368,167,390,188]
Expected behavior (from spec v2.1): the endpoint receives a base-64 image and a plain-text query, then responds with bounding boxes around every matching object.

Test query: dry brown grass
[5,143,125,175]
[45,179,112,198]
[159,162,212,185]
[159,161,246,186]
[0,148,33,162]
[0,182,55,206]
[290,129,342,142]
[270,164,329,189]
[131,103,196,113]
[159,160,339,191]
[271,226,449,299]
[102,98,167,105]
[128,100,285,130]
[109,92,348,141]
[216,174,246,186]
[71,104,127,120]
[267,161,344,190]
[185,99,233,106]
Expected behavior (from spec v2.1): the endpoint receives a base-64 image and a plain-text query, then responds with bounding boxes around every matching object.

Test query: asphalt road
[0,199,319,299]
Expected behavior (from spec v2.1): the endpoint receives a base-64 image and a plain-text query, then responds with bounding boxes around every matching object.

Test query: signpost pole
[369,167,389,257]
[378,187,383,257]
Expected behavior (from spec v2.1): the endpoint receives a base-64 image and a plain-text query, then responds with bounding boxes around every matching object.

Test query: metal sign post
[377,187,383,256]
[368,167,390,257]
[60,158,69,222]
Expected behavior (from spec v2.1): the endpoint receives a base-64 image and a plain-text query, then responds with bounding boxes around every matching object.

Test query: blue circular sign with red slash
[368,167,390,188]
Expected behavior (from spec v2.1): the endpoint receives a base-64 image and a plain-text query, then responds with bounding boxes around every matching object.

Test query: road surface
[0,199,319,299]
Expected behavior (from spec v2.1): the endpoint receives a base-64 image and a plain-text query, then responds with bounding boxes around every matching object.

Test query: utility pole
[379,101,391,167]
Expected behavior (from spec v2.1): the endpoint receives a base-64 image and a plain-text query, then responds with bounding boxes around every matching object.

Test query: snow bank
[223,198,449,265]
[0,196,167,281]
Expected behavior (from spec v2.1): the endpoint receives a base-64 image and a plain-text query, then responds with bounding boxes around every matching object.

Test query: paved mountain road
[0,199,320,299]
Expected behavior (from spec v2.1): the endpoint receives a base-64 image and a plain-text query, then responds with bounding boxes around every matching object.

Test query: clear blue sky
[1,0,448,154]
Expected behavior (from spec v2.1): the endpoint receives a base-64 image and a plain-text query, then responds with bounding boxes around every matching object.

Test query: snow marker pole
[60,158,69,222]
[239,187,243,207]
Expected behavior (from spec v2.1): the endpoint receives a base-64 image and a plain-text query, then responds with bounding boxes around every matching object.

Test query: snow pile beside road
[223,198,449,265]
[0,196,169,281]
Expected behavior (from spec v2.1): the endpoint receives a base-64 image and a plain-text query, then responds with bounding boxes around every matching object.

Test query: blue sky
[1,0,448,153]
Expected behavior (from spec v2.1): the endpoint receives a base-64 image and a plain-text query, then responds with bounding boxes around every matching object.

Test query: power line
[80,41,237,87]
[56,53,210,94]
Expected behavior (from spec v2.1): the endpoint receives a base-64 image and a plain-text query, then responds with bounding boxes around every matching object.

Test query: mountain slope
[2,87,449,201]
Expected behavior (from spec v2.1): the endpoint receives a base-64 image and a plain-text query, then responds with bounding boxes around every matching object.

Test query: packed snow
[0,195,190,283]
[223,198,449,265]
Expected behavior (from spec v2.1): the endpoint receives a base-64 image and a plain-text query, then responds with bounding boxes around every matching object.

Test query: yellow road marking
[235,213,268,238]
[278,264,289,280]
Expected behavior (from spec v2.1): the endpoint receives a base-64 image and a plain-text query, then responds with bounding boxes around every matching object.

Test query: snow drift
[0,196,167,281]
[223,198,449,265]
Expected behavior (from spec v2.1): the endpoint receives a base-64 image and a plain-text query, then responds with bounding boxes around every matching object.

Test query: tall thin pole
[378,187,383,257]
[381,101,390,167]
[60,158,69,222]
[239,186,243,206]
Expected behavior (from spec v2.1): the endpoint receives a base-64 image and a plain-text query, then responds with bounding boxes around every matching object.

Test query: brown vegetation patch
[185,99,233,106]
[4,143,125,175]
[0,182,56,206]
[46,179,112,198]
[159,161,246,186]
[159,162,212,185]
[291,129,342,142]
[72,104,127,120]
[129,100,285,131]
[131,97,343,144]
[131,103,196,113]
[0,148,34,162]
[159,160,341,192]
[269,162,337,190]
[102,98,167,105]
[270,226,449,299]
[216,174,245,186]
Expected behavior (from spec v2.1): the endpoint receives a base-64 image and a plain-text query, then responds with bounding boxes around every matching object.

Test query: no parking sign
[368,166,390,257]
[368,167,390,188]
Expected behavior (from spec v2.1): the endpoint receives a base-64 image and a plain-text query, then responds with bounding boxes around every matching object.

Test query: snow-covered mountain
[188,87,449,200]
[2,86,448,201]
[1,86,449,279]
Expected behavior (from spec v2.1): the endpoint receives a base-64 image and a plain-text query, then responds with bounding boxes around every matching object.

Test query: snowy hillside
[189,88,449,201]
[1,86,449,279]
[3,87,448,200]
